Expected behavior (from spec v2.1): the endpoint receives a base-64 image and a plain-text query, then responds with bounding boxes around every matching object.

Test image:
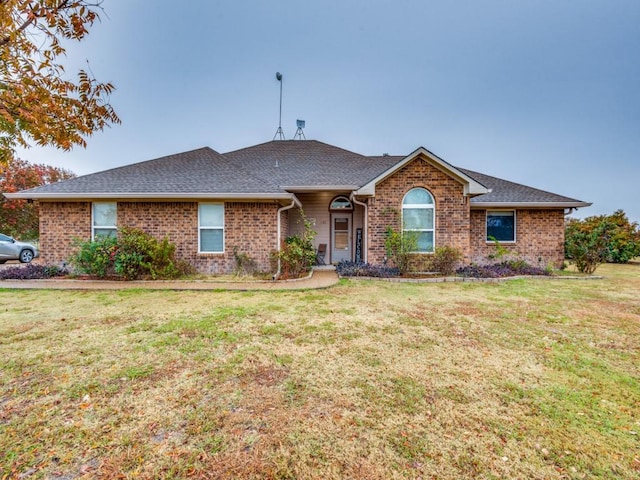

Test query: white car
[0,233,38,263]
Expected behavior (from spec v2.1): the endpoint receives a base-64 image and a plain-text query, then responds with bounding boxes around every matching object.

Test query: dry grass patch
[1,263,639,479]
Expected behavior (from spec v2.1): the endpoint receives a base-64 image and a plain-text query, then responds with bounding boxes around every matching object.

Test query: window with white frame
[402,188,435,253]
[92,202,117,239]
[486,210,516,242]
[199,203,224,253]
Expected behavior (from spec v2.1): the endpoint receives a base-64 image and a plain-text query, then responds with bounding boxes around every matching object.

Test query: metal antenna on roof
[273,72,285,141]
[293,119,306,140]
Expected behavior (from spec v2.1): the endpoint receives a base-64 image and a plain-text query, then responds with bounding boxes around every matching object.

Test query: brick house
[5,140,590,273]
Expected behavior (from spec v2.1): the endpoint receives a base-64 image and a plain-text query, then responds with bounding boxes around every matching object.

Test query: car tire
[19,249,34,263]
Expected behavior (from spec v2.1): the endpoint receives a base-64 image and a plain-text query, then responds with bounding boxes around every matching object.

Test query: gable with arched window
[402,188,435,252]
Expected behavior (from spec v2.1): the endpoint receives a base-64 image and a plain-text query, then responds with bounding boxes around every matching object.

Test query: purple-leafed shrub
[0,264,68,280]
[336,261,400,278]
[457,261,551,278]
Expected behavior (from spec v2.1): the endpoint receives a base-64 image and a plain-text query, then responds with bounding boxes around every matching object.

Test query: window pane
[415,231,434,252]
[94,228,117,238]
[93,202,116,227]
[201,229,223,252]
[335,232,349,250]
[330,197,352,210]
[487,212,515,242]
[334,218,348,231]
[403,188,434,205]
[403,208,433,230]
[199,204,223,227]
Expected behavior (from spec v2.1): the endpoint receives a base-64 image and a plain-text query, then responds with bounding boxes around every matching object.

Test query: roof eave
[280,185,360,193]
[3,192,295,201]
[471,201,592,209]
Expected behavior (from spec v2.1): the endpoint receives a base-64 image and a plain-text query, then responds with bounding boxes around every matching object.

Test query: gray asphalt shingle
[14,140,588,206]
[459,168,586,204]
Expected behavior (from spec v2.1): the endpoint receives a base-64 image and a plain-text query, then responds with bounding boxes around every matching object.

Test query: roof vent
[293,119,306,140]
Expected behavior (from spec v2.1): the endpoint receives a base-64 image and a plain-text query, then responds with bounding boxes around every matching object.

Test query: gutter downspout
[350,192,368,264]
[275,195,302,279]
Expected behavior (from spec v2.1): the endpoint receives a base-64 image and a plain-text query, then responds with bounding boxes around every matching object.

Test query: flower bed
[456,261,552,278]
[336,261,400,278]
[0,264,68,280]
[337,260,551,279]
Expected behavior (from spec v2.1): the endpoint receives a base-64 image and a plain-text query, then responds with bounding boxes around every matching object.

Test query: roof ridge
[222,139,367,158]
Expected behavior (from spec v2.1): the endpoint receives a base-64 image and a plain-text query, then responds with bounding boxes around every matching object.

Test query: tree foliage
[0,156,75,238]
[601,210,640,263]
[565,210,640,274]
[0,0,120,162]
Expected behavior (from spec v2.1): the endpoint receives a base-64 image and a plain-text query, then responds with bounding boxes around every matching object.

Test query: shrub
[336,261,400,278]
[115,228,181,280]
[565,211,640,270]
[71,235,118,278]
[275,211,316,279]
[70,228,186,280]
[432,246,463,275]
[277,234,316,278]
[565,218,616,274]
[487,236,510,261]
[457,261,551,278]
[384,227,417,274]
[233,246,257,277]
[0,264,68,280]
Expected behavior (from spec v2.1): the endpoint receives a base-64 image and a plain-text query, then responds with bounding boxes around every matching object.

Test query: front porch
[288,192,366,265]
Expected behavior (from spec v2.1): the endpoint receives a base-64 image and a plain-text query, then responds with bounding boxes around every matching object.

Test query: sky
[15,0,640,221]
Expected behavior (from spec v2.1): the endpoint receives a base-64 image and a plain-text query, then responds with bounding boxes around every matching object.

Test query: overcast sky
[16,0,640,221]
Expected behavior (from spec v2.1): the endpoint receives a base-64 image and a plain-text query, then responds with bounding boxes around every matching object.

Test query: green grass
[0,263,639,479]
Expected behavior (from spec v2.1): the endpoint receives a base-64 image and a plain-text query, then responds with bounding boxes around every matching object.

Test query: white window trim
[198,203,225,254]
[92,202,117,240]
[485,209,517,244]
[402,188,435,254]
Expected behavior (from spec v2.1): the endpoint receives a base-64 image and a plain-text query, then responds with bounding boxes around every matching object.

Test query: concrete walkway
[0,268,340,291]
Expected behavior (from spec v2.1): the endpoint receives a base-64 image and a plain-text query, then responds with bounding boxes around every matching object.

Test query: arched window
[402,188,435,252]
[329,196,353,211]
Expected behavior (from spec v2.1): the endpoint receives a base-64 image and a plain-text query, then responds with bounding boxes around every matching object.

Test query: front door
[331,214,351,263]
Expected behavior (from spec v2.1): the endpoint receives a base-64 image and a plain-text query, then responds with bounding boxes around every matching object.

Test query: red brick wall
[367,156,471,265]
[38,202,91,265]
[470,209,566,267]
[38,201,280,274]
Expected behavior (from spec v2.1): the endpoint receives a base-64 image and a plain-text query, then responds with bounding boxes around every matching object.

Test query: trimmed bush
[457,261,551,278]
[0,264,68,280]
[336,261,400,278]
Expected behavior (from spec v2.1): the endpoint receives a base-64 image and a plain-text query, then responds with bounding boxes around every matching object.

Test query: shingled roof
[459,168,589,207]
[223,140,400,188]
[10,147,286,198]
[5,140,590,208]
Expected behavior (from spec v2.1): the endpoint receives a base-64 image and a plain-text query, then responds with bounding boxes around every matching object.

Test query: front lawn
[1,264,639,479]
